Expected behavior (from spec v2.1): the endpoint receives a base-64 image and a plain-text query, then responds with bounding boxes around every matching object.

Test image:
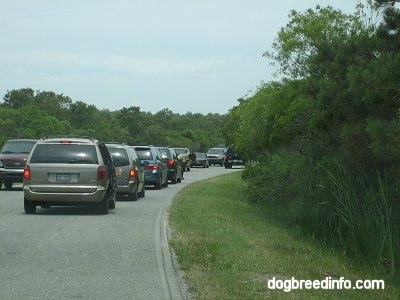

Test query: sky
[0,0,361,115]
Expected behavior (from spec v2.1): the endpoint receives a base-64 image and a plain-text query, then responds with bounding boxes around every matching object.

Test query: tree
[1,88,35,108]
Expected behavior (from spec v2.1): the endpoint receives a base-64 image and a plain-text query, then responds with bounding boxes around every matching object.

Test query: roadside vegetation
[169,172,399,299]
[0,90,226,152]
[222,0,400,281]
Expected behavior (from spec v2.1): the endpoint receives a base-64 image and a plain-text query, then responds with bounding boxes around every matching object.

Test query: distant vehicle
[0,139,37,190]
[206,147,226,166]
[133,146,168,189]
[106,143,145,200]
[157,147,182,184]
[190,152,209,168]
[23,136,116,214]
[223,147,244,169]
[173,147,191,171]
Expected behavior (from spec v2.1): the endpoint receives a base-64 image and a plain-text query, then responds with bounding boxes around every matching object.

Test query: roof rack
[42,135,101,142]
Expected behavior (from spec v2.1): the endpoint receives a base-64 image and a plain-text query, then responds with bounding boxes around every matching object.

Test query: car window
[135,148,154,161]
[108,147,130,166]
[1,140,37,154]
[29,144,99,164]
[207,148,223,154]
[174,148,188,155]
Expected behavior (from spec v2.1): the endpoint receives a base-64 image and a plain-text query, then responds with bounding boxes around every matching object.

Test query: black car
[223,147,244,169]
[158,147,182,184]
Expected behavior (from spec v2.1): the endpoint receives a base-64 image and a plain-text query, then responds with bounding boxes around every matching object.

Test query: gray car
[106,143,145,201]
[23,137,116,214]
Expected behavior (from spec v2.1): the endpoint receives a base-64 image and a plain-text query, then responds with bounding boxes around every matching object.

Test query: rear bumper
[0,169,24,183]
[23,185,108,203]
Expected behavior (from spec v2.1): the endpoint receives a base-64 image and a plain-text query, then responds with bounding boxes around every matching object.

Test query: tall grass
[242,154,400,279]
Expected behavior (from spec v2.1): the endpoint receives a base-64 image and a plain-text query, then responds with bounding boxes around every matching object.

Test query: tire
[138,184,145,198]
[4,181,12,190]
[129,184,138,201]
[155,175,162,190]
[162,177,168,188]
[24,198,36,214]
[171,171,178,184]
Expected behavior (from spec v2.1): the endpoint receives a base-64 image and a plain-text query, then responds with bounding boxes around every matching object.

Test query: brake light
[23,166,30,180]
[167,159,174,167]
[144,164,158,171]
[97,166,107,181]
[129,169,136,179]
[60,140,71,144]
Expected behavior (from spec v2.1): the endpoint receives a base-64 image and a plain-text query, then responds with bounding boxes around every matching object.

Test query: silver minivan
[106,143,145,201]
[23,137,116,214]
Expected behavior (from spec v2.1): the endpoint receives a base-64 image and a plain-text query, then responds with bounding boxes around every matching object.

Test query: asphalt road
[0,166,242,300]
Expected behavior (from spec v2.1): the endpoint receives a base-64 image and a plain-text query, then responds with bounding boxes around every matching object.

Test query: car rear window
[207,148,224,154]
[1,140,37,154]
[135,148,154,161]
[107,147,130,166]
[174,148,188,155]
[29,144,99,164]
[159,148,172,159]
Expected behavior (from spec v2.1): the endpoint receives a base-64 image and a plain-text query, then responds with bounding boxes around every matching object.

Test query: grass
[168,172,400,300]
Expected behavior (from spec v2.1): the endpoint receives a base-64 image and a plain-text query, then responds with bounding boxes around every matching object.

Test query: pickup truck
[223,147,244,169]
[0,139,37,189]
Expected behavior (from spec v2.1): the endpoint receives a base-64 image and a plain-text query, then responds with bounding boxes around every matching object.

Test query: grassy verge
[168,172,399,300]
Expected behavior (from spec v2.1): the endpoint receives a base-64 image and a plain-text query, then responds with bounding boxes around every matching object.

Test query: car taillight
[97,166,107,181]
[23,166,30,180]
[144,164,158,171]
[167,159,174,167]
[129,169,136,179]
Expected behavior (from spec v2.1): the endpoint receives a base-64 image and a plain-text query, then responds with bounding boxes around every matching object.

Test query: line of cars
[0,138,244,215]
[0,138,198,214]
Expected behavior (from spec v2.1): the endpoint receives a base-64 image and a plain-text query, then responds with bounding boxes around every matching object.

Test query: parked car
[133,145,168,189]
[173,147,191,171]
[190,152,209,168]
[223,147,244,168]
[106,143,145,200]
[0,139,38,190]
[157,147,182,184]
[23,136,116,214]
[206,147,226,166]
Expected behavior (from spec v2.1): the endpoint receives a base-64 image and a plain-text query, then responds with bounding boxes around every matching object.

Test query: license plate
[56,173,71,182]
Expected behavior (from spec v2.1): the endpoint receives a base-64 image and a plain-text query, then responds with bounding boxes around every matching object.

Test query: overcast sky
[0,1,361,115]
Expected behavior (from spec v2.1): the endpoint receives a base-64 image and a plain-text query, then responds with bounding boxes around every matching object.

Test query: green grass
[168,172,400,300]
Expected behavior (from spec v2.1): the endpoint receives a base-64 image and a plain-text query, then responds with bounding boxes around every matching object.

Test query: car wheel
[4,181,12,190]
[155,175,162,190]
[162,177,168,188]
[108,180,116,209]
[172,172,178,184]
[24,197,36,214]
[129,184,138,201]
[138,184,145,198]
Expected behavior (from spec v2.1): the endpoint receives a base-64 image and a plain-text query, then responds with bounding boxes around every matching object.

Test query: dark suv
[133,146,168,189]
[0,139,38,190]
[223,147,244,169]
[23,137,116,214]
[158,147,182,184]
[106,143,145,201]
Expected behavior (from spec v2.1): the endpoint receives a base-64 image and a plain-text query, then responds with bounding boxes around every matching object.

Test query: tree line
[223,1,400,278]
[0,88,226,151]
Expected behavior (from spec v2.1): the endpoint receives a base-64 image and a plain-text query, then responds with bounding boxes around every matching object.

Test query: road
[0,166,242,300]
